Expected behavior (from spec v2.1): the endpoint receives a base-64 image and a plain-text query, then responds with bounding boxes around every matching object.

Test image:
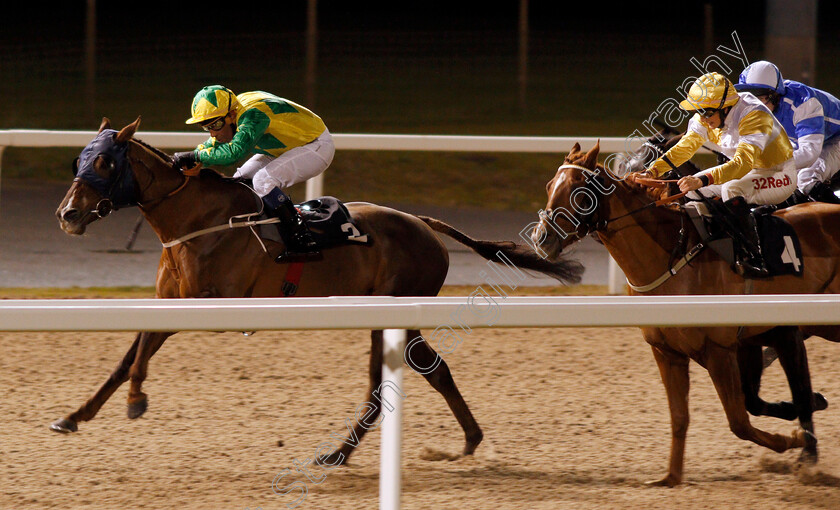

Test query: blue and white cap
[735,60,785,95]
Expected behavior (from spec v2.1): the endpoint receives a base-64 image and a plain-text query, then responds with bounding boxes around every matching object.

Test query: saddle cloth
[684,201,803,277]
[259,196,372,249]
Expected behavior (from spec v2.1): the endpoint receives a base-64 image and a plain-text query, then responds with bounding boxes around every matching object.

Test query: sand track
[2,326,840,509]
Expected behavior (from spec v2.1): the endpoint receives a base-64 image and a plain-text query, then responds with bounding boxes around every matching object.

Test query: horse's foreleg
[404,330,483,456]
[740,328,827,422]
[646,344,690,487]
[127,331,174,419]
[772,329,819,463]
[50,332,143,433]
[737,341,784,417]
[705,341,806,454]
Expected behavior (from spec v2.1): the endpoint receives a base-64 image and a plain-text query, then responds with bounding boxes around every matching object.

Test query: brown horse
[52,117,584,465]
[533,141,840,486]
[619,131,834,415]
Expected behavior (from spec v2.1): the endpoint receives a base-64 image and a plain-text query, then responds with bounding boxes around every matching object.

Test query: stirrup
[735,258,769,278]
[274,233,322,263]
[274,248,322,263]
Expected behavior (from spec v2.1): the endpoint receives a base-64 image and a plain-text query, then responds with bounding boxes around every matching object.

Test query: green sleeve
[195,109,271,165]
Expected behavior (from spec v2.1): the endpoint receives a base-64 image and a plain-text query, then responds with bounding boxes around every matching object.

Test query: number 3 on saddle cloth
[684,200,804,278]
[259,196,372,256]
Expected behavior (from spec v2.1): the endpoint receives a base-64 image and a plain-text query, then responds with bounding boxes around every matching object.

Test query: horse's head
[56,117,142,235]
[532,142,610,259]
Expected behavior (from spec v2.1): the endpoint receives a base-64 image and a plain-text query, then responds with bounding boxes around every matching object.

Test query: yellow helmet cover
[680,72,739,112]
[186,85,239,124]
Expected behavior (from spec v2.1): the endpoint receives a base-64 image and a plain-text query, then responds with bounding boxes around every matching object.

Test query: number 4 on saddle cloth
[258,196,372,255]
[684,199,803,278]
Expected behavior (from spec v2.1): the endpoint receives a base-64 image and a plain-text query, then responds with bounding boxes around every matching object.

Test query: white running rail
[1,294,839,510]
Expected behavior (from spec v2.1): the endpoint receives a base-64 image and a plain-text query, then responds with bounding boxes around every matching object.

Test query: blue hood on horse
[73,129,138,210]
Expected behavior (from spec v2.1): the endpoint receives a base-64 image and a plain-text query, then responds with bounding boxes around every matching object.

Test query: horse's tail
[416,215,584,285]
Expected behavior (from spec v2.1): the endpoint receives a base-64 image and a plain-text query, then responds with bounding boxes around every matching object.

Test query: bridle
[541,163,685,240]
[541,162,702,292]
[539,163,609,240]
[73,135,191,218]
[129,152,192,212]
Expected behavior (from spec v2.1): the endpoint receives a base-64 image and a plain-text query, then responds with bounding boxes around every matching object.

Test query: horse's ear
[116,116,141,143]
[98,117,111,133]
[583,140,601,168]
[570,142,581,154]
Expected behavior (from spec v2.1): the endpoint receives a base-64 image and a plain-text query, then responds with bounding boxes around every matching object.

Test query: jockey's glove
[173,151,198,171]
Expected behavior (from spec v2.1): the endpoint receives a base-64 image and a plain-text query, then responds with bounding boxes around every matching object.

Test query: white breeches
[688,158,798,205]
[233,129,335,197]
[796,135,840,193]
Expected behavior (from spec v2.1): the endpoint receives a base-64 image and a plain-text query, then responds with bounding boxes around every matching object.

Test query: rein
[547,163,700,292]
[122,150,275,251]
[160,182,277,250]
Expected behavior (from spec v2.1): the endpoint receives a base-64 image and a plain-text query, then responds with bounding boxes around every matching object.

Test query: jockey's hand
[625,171,652,185]
[173,151,198,171]
[677,175,703,193]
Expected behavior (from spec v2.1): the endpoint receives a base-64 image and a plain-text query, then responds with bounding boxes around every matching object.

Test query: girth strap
[626,241,706,293]
[282,262,305,296]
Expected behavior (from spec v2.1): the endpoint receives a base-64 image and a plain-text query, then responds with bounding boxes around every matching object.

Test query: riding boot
[807,181,840,204]
[262,188,320,262]
[724,197,769,278]
[790,189,812,206]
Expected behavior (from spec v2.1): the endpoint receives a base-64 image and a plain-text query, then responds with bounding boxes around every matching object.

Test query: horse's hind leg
[404,330,483,456]
[51,332,143,433]
[320,329,481,466]
[319,330,386,466]
[127,331,175,419]
[705,341,806,454]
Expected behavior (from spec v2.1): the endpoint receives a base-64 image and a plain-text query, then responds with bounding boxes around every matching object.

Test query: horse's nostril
[62,209,81,222]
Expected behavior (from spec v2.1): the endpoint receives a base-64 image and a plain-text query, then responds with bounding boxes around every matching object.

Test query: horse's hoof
[127,399,148,419]
[50,418,78,433]
[799,444,819,465]
[316,450,348,468]
[644,474,681,487]
[799,429,819,464]
[815,392,828,412]
[463,430,484,456]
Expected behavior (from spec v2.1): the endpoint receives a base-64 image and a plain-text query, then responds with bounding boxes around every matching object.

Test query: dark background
[2,2,835,131]
[1,2,836,210]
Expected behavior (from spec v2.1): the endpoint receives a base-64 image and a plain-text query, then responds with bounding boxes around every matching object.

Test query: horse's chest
[644,326,737,358]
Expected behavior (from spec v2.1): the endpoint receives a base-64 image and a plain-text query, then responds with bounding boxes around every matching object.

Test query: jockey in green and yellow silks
[174,85,335,262]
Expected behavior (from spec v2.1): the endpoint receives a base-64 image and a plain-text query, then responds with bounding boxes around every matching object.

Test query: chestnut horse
[52,117,583,465]
[534,141,840,486]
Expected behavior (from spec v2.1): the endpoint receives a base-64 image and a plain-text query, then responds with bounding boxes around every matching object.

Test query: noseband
[542,162,688,241]
[540,163,609,240]
[73,132,190,215]
[73,129,138,213]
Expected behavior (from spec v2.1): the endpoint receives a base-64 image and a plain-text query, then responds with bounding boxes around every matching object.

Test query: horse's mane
[131,137,246,185]
[197,167,238,182]
[132,137,173,163]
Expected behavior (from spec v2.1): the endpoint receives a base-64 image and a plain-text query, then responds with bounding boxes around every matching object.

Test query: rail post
[380,328,406,510]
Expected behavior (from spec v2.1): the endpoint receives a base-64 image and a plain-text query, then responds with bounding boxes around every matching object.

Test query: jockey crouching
[173,85,335,262]
[736,60,840,205]
[642,72,797,277]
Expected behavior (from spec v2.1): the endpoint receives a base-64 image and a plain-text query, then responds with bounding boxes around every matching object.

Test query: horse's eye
[94,155,116,179]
